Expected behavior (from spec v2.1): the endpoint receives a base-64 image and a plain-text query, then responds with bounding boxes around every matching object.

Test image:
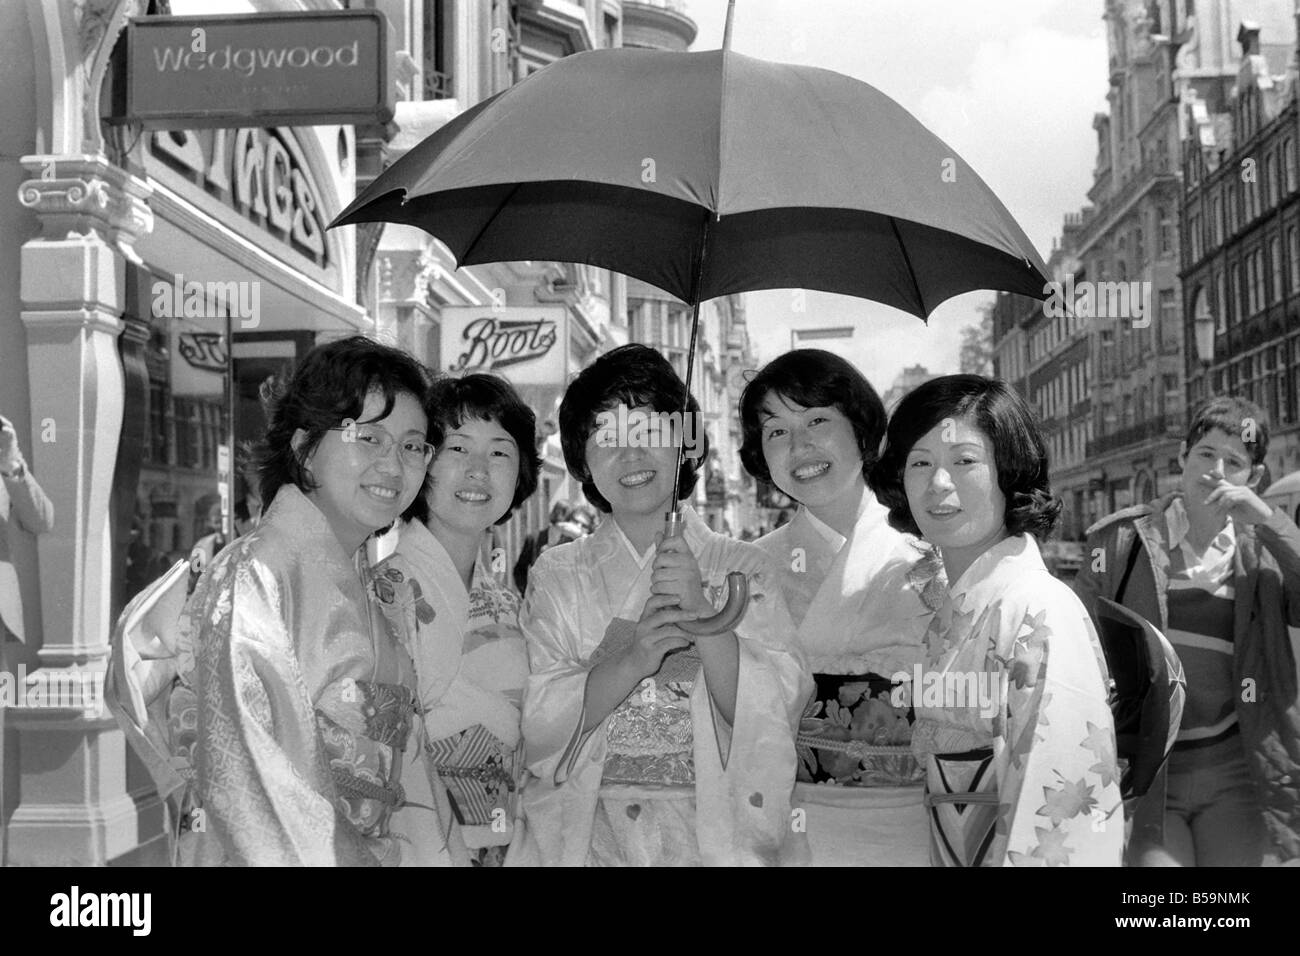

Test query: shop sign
[439,307,566,384]
[122,10,392,129]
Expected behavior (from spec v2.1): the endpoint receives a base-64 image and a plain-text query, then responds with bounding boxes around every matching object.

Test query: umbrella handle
[663,510,750,636]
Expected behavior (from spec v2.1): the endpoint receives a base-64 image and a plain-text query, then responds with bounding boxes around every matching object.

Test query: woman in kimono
[873,375,1123,866]
[508,345,811,866]
[739,350,942,866]
[373,374,539,866]
[182,336,455,866]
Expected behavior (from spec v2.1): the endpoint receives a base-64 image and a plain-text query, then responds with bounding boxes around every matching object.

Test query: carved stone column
[6,154,165,865]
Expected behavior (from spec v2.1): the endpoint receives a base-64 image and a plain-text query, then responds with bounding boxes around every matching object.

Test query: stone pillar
[7,154,166,865]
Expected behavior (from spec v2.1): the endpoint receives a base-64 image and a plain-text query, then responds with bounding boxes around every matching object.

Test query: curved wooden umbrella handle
[680,571,749,636]
[663,509,750,636]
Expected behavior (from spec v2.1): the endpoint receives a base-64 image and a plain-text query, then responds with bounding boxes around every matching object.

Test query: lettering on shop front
[149,127,328,266]
[448,317,558,374]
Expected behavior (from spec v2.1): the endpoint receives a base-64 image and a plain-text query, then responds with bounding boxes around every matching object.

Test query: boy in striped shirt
[1075,396,1300,865]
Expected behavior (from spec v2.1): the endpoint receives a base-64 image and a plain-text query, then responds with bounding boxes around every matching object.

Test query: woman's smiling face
[902,413,1007,574]
[759,392,864,510]
[297,388,429,552]
[426,415,520,537]
[584,403,679,518]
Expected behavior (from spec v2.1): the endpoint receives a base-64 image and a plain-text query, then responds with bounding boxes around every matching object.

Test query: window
[1256,248,1267,312]
[1247,254,1258,315]
[1229,263,1241,325]
[1159,289,1177,349]
[1272,237,1284,303]
[1211,196,1222,246]
[1290,227,1300,293]
[1215,269,1226,333]
[1286,138,1297,193]
[1265,154,1276,209]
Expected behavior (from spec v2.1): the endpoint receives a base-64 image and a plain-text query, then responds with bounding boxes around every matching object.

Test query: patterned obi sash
[601,645,699,788]
[426,723,520,827]
[797,672,920,787]
[923,746,999,867]
[315,679,420,838]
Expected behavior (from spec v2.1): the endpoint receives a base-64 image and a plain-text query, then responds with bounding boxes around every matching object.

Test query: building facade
[1182,18,1300,481]
[1,0,378,864]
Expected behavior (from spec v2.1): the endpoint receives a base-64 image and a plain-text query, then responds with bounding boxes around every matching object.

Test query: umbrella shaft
[670,218,710,509]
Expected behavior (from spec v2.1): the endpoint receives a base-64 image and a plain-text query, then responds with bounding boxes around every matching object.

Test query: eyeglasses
[330,423,434,468]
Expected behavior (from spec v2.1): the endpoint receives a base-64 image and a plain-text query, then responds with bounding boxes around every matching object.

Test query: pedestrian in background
[513,499,586,595]
[0,412,53,673]
[1074,396,1300,866]
[1,411,53,864]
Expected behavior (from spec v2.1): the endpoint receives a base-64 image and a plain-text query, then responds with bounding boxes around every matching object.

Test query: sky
[680,0,1111,391]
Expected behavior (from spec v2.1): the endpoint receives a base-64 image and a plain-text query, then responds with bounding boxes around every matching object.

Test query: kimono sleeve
[519,559,597,784]
[996,596,1124,867]
[193,557,376,866]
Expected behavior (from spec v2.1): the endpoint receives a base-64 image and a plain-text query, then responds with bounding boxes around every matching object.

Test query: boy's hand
[1200,474,1273,526]
[651,534,712,618]
[625,593,694,679]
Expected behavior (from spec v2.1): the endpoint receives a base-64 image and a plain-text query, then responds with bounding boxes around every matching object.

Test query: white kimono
[756,496,941,866]
[508,506,811,866]
[912,534,1123,866]
[374,520,528,860]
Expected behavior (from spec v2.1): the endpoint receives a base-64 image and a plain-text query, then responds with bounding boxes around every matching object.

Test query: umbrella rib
[460,183,524,266]
[888,216,927,317]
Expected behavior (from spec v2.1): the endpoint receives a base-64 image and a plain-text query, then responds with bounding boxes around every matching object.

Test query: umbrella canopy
[333,47,1048,315]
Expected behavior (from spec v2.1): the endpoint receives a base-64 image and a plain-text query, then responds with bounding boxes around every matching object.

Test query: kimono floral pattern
[797,674,920,786]
[912,534,1124,867]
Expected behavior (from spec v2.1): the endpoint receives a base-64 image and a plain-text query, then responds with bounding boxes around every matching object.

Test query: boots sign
[439,308,566,384]
[119,10,392,129]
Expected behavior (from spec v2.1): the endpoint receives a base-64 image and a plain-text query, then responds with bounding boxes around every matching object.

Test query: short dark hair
[254,335,431,514]
[402,373,542,526]
[872,374,1061,540]
[738,349,887,485]
[558,344,708,513]
[1184,395,1270,466]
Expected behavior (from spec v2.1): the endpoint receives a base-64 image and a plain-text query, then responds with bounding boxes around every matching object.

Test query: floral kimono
[184,485,458,866]
[911,533,1123,866]
[507,506,810,866]
[374,520,528,864]
[756,495,942,866]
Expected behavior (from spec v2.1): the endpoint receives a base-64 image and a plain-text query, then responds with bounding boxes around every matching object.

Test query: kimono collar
[796,487,892,553]
[263,484,358,567]
[947,532,1042,598]
[397,519,489,604]
[798,506,845,551]
[602,504,712,569]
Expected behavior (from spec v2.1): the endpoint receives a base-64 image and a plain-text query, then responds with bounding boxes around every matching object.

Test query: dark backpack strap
[1114,536,1143,605]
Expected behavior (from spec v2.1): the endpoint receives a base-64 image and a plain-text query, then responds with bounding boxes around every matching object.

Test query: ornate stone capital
[18,154,153,263]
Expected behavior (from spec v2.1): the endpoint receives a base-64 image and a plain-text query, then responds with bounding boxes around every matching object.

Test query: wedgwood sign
[122,10,391,129]
[440,308,566,384]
